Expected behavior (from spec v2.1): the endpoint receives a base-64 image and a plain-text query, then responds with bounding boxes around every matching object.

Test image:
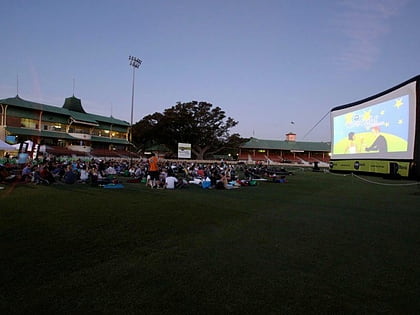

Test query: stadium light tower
[128,55,142,165]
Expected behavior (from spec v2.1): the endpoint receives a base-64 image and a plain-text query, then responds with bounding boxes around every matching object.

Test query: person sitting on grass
[176,178,188,189]
[218,172,239,190]
[79,165,89,184]
[272,175,287,183]
[165,173,178,189]
[89,166,100,186]
[63,165,77,184]
[51,162,65,180]
[33,165,49,185]
[134,165,145,179]
[21,163,33,182]
[159,168,168,188]
[39,164,55,184]
[105,163,117,176]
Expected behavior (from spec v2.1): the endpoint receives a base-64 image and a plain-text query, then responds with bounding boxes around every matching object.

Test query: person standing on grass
[148,152,159,188]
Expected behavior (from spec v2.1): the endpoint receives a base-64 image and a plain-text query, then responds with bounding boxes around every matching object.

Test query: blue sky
[1,0,419,142]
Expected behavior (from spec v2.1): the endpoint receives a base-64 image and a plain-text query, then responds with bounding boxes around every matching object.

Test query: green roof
[240,138,331,152]
[88,113,129,126]
[5,127,41,137]
[6,127,77,140]
[63,96,86,113]
[0,96,65,115]
[6,126,130,144]
[41,130,78,140]
[0,96,129,127]
[69,111,99,125]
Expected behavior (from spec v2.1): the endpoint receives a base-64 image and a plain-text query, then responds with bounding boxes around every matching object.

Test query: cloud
[333,0,409,71]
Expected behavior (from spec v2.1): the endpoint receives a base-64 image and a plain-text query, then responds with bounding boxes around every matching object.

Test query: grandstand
[239,135,330,165]
[0,95,134,160]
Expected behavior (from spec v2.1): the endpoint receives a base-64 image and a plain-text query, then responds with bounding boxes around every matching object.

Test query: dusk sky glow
[2,0,420,142]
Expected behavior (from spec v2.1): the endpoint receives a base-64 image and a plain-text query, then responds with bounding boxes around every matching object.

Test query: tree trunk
[192,145,210,160]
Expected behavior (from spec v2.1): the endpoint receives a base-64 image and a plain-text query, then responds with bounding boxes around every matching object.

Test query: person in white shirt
[165,175,178,189]
[79,166,89,183]
[105,165,117,175]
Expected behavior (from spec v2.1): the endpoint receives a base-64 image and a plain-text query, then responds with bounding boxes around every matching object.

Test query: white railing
[69,133,91,140]
[68,145,92,153]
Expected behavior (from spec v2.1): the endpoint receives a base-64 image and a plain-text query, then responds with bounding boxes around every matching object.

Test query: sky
[1,0,420,142]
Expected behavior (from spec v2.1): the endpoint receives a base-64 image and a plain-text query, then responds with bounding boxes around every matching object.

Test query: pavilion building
[0,95,136,159]
[239,132,330,164]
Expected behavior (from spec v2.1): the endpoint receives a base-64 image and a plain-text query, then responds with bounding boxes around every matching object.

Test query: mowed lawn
[1,171,419,314]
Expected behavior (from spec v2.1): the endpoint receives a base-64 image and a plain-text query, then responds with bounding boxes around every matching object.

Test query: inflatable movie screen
[330,78,417,161]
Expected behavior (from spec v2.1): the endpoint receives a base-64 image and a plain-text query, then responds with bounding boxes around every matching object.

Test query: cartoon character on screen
[365,126,388,153]
[345,132,357,153]
[345,132,364,153]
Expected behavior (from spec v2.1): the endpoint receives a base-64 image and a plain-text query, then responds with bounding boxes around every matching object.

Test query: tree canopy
[132,101,242,160]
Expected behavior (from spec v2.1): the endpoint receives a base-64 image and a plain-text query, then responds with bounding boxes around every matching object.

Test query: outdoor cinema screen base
[329,159,412,178]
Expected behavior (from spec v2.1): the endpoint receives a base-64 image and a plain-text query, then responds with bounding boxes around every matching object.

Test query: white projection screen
[330,79,417,160]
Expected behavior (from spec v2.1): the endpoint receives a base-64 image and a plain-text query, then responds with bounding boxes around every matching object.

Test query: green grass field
[1,171,419,314]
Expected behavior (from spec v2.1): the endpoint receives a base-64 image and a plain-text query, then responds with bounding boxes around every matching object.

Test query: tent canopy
[0,139,16,150]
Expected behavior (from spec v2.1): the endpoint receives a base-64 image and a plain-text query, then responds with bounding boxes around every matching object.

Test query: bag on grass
[202,180,211,189]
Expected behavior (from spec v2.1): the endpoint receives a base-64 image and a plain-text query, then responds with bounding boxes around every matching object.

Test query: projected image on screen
[333,95,409,155]
[331,78,416,160]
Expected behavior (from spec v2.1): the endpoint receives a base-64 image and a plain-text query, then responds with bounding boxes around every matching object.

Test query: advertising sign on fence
[178,143,191,159]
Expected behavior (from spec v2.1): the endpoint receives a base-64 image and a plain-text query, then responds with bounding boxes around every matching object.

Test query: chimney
[285,132,296,142]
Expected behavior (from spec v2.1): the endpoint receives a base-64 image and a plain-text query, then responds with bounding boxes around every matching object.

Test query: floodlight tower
[128,55,142,166]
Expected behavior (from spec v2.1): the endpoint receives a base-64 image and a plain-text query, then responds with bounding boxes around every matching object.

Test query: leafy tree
[132,112,164,151]
[132,101,242,159]
[218,133,249,159]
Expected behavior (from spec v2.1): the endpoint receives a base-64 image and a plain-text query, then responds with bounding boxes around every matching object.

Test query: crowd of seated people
[160,161,245,189]
[137,160,290,189]
[4,158,133,186]
[2,154,295,191]
[128,160,242,190]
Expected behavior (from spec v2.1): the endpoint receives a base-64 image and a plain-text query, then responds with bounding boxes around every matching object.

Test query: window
[70,126,90,134]
[53,123,63,131]
[111,131,126,139]
[20,118,37,129]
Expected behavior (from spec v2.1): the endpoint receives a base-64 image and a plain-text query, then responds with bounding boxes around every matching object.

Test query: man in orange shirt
[148,152,159,188]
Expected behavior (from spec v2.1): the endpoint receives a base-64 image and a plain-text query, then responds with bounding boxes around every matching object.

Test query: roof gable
[62,96,86,113]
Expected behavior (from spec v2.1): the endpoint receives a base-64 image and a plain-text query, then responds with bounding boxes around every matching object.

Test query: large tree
[132,101,241,159]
